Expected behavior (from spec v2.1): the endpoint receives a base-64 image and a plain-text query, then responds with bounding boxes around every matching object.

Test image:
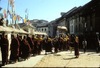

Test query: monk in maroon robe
[21,36,31,60]
[9,34,20,63]
[74,36,79,58]
[27,35,34,54]
[0,32,9,66]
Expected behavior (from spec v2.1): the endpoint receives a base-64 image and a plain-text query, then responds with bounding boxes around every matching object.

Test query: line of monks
[0,32,79,66]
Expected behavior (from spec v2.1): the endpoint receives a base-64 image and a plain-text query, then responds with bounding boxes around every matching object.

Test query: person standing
[74,36,79,58]
[9,34,20,63]
[66,35,70,51]
[17,34,22,61]
[21,36,31,60]
[27,34,34,55]
[58,36,63,51]
[36,35,42,55]
[45,36,53,55]
[53,37,59,53]
[82,39,87,53]
[0,32,9,66]
[96,38,100,53]
[69,35,75,53]
[31,35,36,56]
[41,35,46,51]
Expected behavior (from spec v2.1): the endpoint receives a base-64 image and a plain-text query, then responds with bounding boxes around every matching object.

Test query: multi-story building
[48,20,58,37]
[80,0,100,49]
[49,0,100,49]
[36,23,49,36]
[48,7,79,37]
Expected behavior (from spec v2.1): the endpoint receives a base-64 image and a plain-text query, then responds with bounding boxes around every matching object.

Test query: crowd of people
[0,32,99,66]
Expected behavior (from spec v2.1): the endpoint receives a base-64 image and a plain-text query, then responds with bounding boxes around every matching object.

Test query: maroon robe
[21,38,31,59]
[27,37,34,53]
[0,36,9,65]
[10,37,20,62]
[74,41,79,56]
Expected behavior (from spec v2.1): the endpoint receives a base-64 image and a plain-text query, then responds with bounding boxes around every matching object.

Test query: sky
[0,0,91,22]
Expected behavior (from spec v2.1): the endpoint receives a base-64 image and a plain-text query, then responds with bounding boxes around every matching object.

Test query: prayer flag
[3,9,7,18]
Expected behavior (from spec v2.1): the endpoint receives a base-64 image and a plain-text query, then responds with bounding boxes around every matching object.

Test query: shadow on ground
[53,54,61,56]
[63,57,77,60]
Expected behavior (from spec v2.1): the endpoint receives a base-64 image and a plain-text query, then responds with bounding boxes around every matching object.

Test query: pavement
[34,50,100,67]
[0,50,45,67]
[2,55,44,67]
[0,51,100,68]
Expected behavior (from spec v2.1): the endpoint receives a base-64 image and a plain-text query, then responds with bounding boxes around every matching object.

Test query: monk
[21,36,31,60]
[0,32,9,66]
[9,34,20,63]
[74,36,79,58]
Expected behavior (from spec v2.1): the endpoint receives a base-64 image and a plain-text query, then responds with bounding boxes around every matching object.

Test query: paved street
[0,50,45,67]
[0,50,100,67]
[34,50,100,67]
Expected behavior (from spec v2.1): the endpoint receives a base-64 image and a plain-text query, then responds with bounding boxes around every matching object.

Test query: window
[79,24,80,31]
[76,25,77,32]
[45,28,46,31]
[71,25,73,32]
[42,29,43,31]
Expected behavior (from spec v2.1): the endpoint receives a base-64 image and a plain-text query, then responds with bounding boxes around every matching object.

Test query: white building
[36,23,48,36]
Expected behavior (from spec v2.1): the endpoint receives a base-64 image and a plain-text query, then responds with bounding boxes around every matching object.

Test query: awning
[0,26,28,34]
[11,28,28,34]
[0,26,5,31]
[19,29,28,34]
[57,26,67,31]
[0,26,12,32]
[34,31,47,35]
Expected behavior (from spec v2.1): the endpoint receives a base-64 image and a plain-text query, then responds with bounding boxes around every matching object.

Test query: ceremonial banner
[17,15,21,21]
[8,10,12,18]
[3,9,7,18]
[9,0,14,7]
[13,15,16,21]
[24,18,27,23]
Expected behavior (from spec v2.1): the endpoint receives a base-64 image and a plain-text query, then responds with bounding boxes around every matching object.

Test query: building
[49,0,100,49]
[18,23,35,35]
[55,17,67,37]
[48,7,78,37]
[63,0,100,49]
[36,23,48,36]
[48,20,57,37]
[81,0,100,49]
